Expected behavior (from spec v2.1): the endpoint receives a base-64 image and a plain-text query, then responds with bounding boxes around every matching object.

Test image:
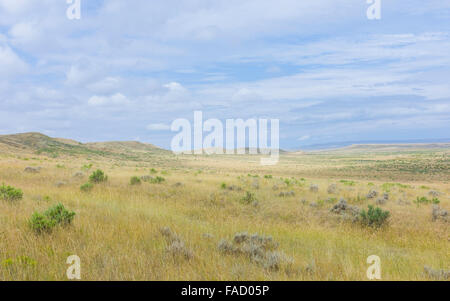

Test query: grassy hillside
[0,134,448,280]
[0,132,170,161]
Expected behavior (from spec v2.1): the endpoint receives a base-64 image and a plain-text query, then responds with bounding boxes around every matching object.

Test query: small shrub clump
[130,176,141,185]
[0,184,23,201]
[160,227,193,260]
[360,205,390,228]
[428,190,440,197]
[431,205,448,222]
[218,232,291,271]
[80,182,94,192]
[241,192,257,205]
[424,266,450,280]
[414,196,440,205]
[72,171,84,179]
[366,190,378,199]
[29,203,76,234]
[278,191,295,197]
[150,176,165,184]
[24,167,41,173]
[89,169,108,183]
[340,180,356,186]
[330,198,360,222]
[309,184,319,193]
[1,256,37,269]
[327,184,338,194]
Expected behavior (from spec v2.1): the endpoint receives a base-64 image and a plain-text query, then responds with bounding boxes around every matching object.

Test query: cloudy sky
[1,0,449,150]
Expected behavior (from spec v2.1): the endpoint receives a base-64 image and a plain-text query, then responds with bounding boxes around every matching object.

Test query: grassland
[0,133,448,280]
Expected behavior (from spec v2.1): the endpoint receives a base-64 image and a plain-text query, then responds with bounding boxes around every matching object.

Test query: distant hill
[305,143,450,154]
[86,141,168,155]
[0,132,169,159]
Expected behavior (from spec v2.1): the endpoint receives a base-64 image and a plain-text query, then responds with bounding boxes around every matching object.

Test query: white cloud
[298,135,311,141]
[0,0,449,148]
[9,22,40,44]
[87,77,122,94]
[88,93,129,106]
[0,0,31,13]
[164,82,185,92]
[0,44,28,76]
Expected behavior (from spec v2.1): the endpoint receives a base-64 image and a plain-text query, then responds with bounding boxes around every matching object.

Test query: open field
[0,133,449,280]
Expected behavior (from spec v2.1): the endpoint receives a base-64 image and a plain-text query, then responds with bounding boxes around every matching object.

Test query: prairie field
[0,134,449,281]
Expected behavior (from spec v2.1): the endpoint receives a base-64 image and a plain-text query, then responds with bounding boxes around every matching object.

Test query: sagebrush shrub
[218,232,289,271]
[130,176,141,185]
[414,196,440,205]
[160,227,193,260]
[80,182,93,192]
[29,203,75,233]
[89,169,108,183]
[45,203,76,225]
[360,205,390,227]
[150,176,165,184]
[241,192,257,204]
[29,213,56,233]
[0,184,23,201]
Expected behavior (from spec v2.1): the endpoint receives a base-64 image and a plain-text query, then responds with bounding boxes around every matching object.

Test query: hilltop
[0,132,170,160]
[307,143,450,154]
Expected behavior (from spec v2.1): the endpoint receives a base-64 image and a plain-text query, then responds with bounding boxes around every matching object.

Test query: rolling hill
[0,132,170,159]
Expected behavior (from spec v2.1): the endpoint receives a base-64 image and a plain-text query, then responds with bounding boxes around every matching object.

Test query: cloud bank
[0,0,449,149]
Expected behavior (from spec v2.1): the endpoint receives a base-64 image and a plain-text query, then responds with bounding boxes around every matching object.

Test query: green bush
[414,196,440,205]
[80,182,93,192]
[340,180,356,186]
[82,163,93,170]
[29,203,75,234]
[264,175,273,179]
[360,205,390,228]
[150,168,157,174]
[45,203,76,225]
[0,184,23,201]
[29,212,55,233]
[150,176,165,184]
[221,183,227,189]
[130,176,141,185]
[89,169,108,183]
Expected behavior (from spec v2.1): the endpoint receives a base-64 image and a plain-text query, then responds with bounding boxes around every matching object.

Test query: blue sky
[0,0,449,150]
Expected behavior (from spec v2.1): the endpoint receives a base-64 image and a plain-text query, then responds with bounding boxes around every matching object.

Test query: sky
[0,0,449,150]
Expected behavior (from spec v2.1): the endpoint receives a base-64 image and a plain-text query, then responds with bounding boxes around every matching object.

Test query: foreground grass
[0,152,448,280]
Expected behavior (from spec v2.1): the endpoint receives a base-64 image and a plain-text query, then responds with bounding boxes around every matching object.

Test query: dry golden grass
[0,150,448,281]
